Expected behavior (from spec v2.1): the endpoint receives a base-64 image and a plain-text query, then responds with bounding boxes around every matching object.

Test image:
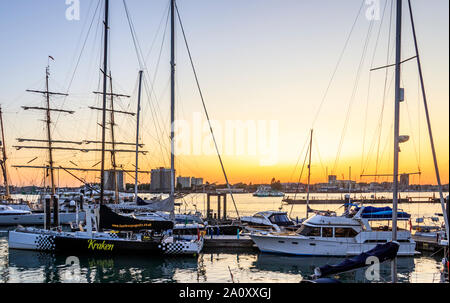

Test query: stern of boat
[8,228,55,251]
[159,236,204,256]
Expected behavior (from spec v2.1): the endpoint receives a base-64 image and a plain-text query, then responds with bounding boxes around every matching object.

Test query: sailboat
[8,0,203,256]
[250,0,449,259]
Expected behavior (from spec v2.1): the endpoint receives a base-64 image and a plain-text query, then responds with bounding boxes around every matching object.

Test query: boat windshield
[297,225,321,237]
[269,214,293,226]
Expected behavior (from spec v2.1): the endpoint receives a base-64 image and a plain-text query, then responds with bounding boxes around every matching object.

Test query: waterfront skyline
[0,0,448,187]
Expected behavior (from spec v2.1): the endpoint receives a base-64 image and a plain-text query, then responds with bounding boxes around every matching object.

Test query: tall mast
[109,72,119,204]
[21,62,69,229]
[392,0,403,283]
[134,70,143,203]
[100,0,109,205]
[44,65,59,228]
[407,0,449,241]
[170,0,176,219]
[305,129,313,219]
[0,106,10,198]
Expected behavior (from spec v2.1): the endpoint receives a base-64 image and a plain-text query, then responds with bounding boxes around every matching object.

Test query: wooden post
[207,193,211,219]
[223,193,227,220]
[217,194,221,220]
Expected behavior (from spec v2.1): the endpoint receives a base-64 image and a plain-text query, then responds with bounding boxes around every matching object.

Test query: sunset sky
[0,0,448,187]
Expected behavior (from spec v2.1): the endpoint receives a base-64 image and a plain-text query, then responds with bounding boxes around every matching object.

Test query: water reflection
[7,249,199,283]
[254,253,416,283]
[0,232,444,283]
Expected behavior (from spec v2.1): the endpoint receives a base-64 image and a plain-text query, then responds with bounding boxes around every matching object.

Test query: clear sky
[0,0,448,187]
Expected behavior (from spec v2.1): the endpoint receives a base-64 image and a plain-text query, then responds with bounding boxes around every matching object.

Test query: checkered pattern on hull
[159,242,195,255]
[34,234,56,251]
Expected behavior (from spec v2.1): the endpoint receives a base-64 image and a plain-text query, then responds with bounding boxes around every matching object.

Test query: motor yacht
[250,204,417,256]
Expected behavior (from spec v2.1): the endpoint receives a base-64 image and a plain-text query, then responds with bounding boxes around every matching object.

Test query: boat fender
[314,267,322,278]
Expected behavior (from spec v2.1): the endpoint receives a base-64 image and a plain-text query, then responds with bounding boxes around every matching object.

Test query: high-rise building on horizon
[177,176,191,189]
[328,175,337,184]
[150,167,174,193]
[191,177,203,187]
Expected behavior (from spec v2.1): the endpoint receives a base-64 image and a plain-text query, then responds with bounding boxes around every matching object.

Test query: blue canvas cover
[357,206,411,219]
[315,241,400,278]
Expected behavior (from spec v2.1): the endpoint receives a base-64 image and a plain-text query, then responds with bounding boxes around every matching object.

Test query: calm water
[1,192,447,283]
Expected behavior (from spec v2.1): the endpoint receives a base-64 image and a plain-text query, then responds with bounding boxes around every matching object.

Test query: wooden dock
[413,234,447,252]
[204,235,257,251]
[282,197,438,205]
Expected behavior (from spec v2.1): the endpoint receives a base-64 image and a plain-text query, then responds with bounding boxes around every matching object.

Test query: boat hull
[250,234,416,256]
[8,230,161,255]
[0,212,85,226]
[8,229,203,256]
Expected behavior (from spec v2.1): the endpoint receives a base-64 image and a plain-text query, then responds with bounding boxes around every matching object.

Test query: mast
[109,72,119,204]
[305,129,313,219]
[45,66,57,208]
[407,0,449,241]
[20,62,69,229]
[170,0,176,219]
[392,0,403,283]
[134,70,143,203]
[0,106,10,198]
[99,0,109,205]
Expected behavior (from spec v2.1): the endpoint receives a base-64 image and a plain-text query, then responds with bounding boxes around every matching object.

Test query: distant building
[328,175,337,184]
[103,170,125,191]
[191,177,203,187]
[400,174,409,188]
[177,176,191,189]
[150,168,173,193]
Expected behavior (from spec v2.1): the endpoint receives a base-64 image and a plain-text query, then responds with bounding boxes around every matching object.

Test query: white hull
[160,237,204,255]
[250,232,416,256]
[8,229,43,250]
[0,212,85,226]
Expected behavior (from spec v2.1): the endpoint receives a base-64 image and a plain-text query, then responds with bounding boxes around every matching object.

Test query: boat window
[297,225,321,237]
[334,228,358,238]
[322,227,333,237]
[269,214,291,224]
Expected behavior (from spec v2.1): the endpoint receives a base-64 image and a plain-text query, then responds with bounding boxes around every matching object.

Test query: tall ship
[8,0,204,256]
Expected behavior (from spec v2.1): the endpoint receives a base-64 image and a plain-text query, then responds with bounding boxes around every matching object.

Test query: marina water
[0,192,447,283]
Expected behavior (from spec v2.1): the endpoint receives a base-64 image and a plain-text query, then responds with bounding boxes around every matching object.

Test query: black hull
[53,236,162,256]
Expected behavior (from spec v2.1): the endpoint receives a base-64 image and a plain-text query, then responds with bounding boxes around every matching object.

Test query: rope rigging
[175,2,241,219]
